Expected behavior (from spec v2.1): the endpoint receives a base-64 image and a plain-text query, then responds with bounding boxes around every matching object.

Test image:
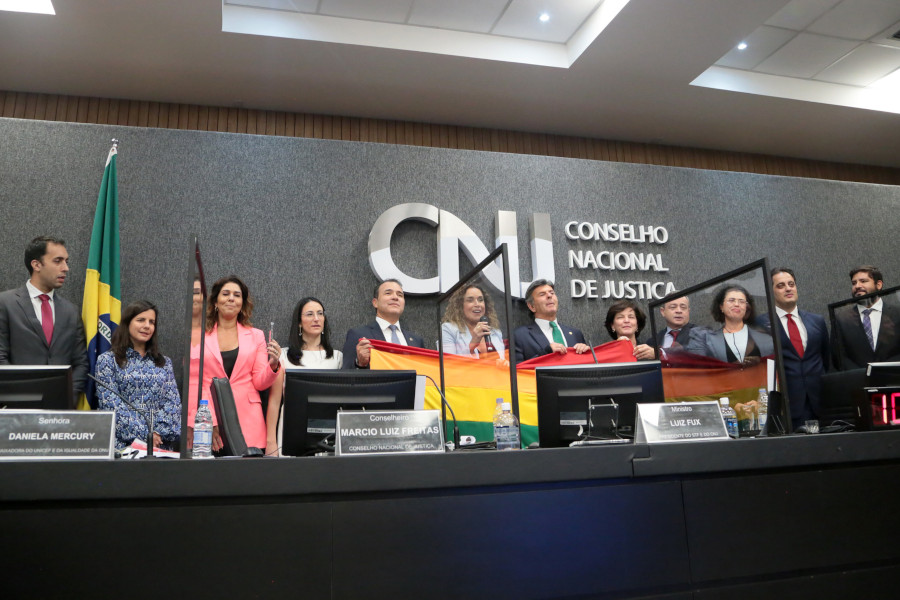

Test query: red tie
[39,294,54,345]
[38,294,53,346]
[785,313,803,358]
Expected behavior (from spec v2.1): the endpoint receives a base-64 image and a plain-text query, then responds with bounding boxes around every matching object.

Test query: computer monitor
[535,361,664,448]
[281,369,418,456]
[866,362,900,387]
[0,365,73,410]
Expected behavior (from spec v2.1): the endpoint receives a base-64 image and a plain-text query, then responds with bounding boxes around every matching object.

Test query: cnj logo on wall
[368,203,678,301]
[367,203,551,299]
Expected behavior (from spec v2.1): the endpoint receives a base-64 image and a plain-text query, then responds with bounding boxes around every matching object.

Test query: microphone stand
[585,339,599,363]
[89,373,156,459]
[422,373,460,451]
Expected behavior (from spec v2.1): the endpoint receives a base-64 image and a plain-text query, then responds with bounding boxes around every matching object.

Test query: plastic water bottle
[719,398,738,438]
[493,397,504,422]
[757,388,769,433]
[192,399,213,459]
[494,402,521,450]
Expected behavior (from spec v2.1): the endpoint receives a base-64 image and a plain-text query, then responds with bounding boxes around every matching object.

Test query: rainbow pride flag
[369,339,636,445]
[79,144,121,410]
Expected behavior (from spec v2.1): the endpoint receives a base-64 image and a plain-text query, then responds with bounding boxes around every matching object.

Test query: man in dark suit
[513,279,589,362]
[650,296,696,352]
[342,278,425,369]
[0,236,88,405]
[757,268,829,427]
[832,265,900,370]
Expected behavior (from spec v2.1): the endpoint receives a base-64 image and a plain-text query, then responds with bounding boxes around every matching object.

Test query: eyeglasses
[724,298,748,306]
[302,311,325,318]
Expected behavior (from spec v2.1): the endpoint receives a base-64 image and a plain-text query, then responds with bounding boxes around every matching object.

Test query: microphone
[88,373,157,459]
[478,315,490,339]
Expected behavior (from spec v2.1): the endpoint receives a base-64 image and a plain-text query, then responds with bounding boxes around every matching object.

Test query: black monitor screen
[536,361,664,448]
[867,362,900,388]
[0,365,73,410]
[281,369,418,456]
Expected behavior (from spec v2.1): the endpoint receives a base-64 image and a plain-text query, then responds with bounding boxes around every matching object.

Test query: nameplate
[0,410,115,460]
[634,402,729,443]
[335,410,445,456]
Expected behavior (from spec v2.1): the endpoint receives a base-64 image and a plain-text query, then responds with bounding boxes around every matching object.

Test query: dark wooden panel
[683,463,900,583]
[333,481,691,600]
[1,90,898,184]
[693,564,900,600]
[1,501,333,598]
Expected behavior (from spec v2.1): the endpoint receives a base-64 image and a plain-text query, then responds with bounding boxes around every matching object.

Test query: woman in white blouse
[265,297,342,456]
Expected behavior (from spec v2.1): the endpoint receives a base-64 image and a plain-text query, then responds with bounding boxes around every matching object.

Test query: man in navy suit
[513,279,589,363]
[0,236,88,405]
[758,267,829,427]
[832,265,900,370]
[649,296,696,352]
[342,278,425,369]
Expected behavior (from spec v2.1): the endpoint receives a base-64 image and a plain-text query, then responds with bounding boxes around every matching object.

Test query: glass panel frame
[648,258,792,435]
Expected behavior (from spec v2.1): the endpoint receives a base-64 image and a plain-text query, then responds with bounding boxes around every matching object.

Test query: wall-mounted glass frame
[648,258,792,435]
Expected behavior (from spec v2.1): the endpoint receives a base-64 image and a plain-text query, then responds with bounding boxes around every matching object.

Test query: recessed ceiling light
[539,12,550,23]
[737,42,748,50]
[0,0,54,14]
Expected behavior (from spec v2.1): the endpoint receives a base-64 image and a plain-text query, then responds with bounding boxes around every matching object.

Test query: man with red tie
[0,236,88,405]
[759,267,829,427]
[649,296,696,353]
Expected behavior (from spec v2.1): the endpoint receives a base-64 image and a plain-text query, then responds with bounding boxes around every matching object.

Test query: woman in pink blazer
[187,275,281,451]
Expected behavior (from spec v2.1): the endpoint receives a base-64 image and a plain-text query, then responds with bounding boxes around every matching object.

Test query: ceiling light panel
[407,0,508,33]
[813,43,900,85]
[754,32,859,77]
[492,0,602,44]
[319,0,414,23]
[225,0,318,11]
[764,0,840,31]
[807,0,900,40]
[715,26,797,70]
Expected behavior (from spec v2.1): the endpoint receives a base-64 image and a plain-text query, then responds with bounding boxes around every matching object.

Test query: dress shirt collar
[775,306,799,320]
[375,316,404,343]
[25,280,54,301]
[856,297,883,315]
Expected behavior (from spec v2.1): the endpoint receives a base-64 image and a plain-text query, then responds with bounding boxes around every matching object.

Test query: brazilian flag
[80,142,121,410]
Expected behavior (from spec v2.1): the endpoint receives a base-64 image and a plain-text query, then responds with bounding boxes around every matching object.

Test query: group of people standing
[3,236,898,453]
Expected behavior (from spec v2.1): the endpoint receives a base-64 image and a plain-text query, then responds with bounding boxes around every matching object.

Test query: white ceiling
[1,0,899,168]
[697,0,900,114]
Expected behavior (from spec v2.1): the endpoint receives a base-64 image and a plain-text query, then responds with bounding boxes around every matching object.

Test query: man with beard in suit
[832,265,900,370]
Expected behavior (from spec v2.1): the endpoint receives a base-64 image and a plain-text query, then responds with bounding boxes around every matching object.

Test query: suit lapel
[528,323,546,350]
[369,322,387,342]
[711,331,728,362]
[231,324,256,377]
[876,308,897,355]
[206,324,224,372]
[798,311,818,358]
[15,288,49,349]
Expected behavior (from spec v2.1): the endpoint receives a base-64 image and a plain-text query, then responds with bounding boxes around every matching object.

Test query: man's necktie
[388,324,401,344]
[669,329,680,342]
[862,308,875,350]
[549,321,565,345]
[785,313,804,358]
[39,294,53,345]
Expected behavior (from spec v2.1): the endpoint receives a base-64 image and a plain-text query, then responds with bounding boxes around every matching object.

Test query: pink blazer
[187,323,278,449]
